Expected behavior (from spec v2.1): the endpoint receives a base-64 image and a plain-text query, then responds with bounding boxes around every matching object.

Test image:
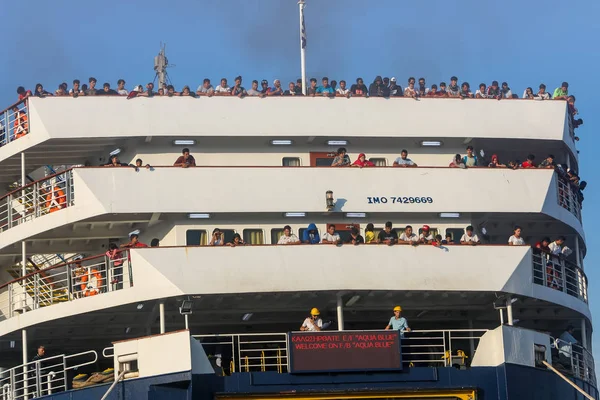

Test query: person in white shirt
[419,225,434,244]
[215,78,231,94]
[336,80,350,96]
[197,78,215,96]
[548,236,566,255]
[399,225,419,244]
[522,87,535,99]
[117,79,128,95]
[277,225,300,245]
[460,225,480,245]
[508,226,525,245]
[535,83,551,100]
[321,224,340,244]
[300,308,323,331]
[475,83,487,98]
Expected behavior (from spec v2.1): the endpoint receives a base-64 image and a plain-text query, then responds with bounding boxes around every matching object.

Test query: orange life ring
[80,269,103,296]
[45,186,66,213]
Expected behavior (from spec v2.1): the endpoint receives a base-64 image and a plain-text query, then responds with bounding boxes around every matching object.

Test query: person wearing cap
[120,232,148,248]
[336,80,350,97]
[268,79,283,96]
[385,306,411,337]
[501,82,513,99]
[300,308,323,331]
[535,84,550,100]
[437,82,448,97]
[277,225,300,244]
[347,226,364,245]
[419,225,434,244]
[260,80,270,95]
[103,154,128,167]
[215,78,231,94]
[350,78,367,96]
[377,221,398,245]
[231,76,247,98]
[552,82,569,100]
[86,77,98,96]
[247,80,265,97]
[316,77,334,96]
[173,148,196,168]
[486,81,501,100]
[389,77,403,97]
[447,76,460,98]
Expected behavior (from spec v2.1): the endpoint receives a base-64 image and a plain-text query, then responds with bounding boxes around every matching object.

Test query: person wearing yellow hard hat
[300,308,323,331]
[385,306,411,337]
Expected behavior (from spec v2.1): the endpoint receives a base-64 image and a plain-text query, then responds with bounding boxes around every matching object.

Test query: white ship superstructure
[0,94,594,399]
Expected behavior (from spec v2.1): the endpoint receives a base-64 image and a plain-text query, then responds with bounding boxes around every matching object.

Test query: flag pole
[298,0,307,95]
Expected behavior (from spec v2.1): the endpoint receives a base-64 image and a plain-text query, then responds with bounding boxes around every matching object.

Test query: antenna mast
[154,43,169,89]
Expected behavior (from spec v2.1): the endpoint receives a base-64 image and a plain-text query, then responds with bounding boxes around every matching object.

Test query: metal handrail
[0,169,74,233]
[532,250,588,303]
[0,350,98,400]
[0,99,28,147]
[557,177,582,221]
[193,329,488,374]
[551,336,596,387]
[0,250,131,320]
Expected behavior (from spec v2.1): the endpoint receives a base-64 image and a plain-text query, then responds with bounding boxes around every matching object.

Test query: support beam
[581,319,588,350]
[159,301,165,334]
[506,296,514,326]
[22,329,28,398]
[148,212,162,227]
[336,295,344,331]
[575,236,582,268]
[21,152,25,188]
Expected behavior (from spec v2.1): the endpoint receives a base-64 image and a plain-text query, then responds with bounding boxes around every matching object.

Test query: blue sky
[1,0,599,365]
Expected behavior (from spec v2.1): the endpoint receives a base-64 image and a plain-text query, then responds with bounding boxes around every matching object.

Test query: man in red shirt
[17,86,31,101]
[521,154,536,168]
[120,232,148,248]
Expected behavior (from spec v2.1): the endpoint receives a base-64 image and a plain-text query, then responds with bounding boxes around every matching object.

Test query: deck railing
[0,100,28,147]
[0,350,97,400]
[552,337,597,386]
[532,249,587,303]
[193,329,488,374]
[557,178,582,221]
[0,250,131,321]
[0,169,74,232]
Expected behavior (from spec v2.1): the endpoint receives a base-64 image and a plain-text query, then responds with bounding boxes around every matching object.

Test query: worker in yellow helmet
[385,306,411,337]
[300,308,323,331]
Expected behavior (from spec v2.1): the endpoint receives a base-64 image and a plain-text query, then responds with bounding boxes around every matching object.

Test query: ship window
[271,229,284,244]
[446,228,465,242]
[244,229,264,245]
[282,157,301,167]
[220,229,236,244]
[369,158,386,167]
[186,230,207,246]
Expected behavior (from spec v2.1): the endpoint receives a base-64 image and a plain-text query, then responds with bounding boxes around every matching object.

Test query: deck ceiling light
[125,327,131,334]
[420,141,442,147]
[285,212,306,217]
[439,213,460,218]
[346,212,366,218]
[270,140,293,145]
[327,140,348,146]
[180,300,193,315]
[242,313,253,321]
[173,140,196,146]
[345,295,361,307]
[109,148,122,156]
[189,213,211,219]
[136,303,144,310]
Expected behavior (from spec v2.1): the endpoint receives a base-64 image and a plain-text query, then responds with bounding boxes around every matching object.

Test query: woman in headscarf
[488,154,506,168]
[351,153,375,168]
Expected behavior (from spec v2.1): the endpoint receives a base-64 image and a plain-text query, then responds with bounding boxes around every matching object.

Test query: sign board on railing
[287,330,401,373]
